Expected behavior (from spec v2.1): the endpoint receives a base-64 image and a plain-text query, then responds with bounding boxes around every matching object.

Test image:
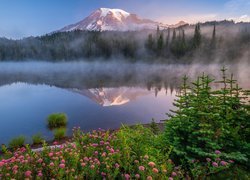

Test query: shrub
[47,113,67,128]
[53,128,66,140]
[164,68,250,176]
[8,136,25,149]
[32,133,44,145]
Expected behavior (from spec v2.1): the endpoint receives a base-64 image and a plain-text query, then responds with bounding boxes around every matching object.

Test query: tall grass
[32,133,44,145]
[53,128,66,140]
[8,136,26,149]
[47,113,67,129]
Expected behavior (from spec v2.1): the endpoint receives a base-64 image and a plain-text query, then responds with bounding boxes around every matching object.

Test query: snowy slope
[59,8,169,32]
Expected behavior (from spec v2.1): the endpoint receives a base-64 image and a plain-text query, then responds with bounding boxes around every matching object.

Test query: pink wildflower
[37,172,43,177]
[220,161,228,166]
[152,168,159,173]
[124,174,130,180]
[148,162,155,167]
[49,162,54,167]
[206,158,211,162]
[115,163,120,168]
[81,163,86,167]
[37,158,43,163]
[101,172,106,176]
[0,162,5,167]
[59,163,65,169]
[61,159,65,163]
[135,174,140,179]
[147,176,153,180]
[212,162,218,167]
[171,172,177,177]
[25,170,32,177]
[169,178,173,180]
[138,166,145,171]
[48,152,53,157]
[90,165,95,169]
[215,150,221,154]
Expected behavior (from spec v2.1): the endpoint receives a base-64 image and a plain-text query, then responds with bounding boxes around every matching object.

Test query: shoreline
[0,122,166,154]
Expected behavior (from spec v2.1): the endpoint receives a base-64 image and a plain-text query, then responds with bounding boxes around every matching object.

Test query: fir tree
[192,23,202,49]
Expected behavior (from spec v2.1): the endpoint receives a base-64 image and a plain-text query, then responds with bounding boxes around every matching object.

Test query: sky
[0,0,249,39]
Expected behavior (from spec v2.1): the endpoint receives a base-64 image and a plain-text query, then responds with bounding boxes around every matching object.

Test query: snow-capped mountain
[72,87,150,106]
[60,8,171,32]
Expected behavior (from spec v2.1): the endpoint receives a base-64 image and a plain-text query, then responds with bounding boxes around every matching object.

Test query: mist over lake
[0,61,249,144]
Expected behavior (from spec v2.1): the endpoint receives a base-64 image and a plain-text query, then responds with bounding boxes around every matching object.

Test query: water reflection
[0,62,249,144]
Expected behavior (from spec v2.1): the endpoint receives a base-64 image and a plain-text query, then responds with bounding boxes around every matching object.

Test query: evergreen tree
[145,33,154,53]
[165,28,170,48]
[192,23,202,49]
[157,32,164,55]
[210,23,216,49]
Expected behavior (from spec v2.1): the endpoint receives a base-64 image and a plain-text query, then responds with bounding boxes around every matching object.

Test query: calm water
[0,62,249,144]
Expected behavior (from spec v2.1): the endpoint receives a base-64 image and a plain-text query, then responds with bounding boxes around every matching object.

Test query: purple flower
[220,161,228,166]
[215,150,221,154]
[212,162,218,167]
[206,158,211,162]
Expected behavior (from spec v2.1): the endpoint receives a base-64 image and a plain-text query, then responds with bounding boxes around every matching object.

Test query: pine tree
[192,23,202,49]
[145,33,154,52]
[157,32,164,55]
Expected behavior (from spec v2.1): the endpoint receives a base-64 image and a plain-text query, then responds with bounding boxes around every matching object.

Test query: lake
[0,62,249,144]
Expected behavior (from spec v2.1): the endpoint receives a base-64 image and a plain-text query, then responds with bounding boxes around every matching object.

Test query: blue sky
[0,0,249,39]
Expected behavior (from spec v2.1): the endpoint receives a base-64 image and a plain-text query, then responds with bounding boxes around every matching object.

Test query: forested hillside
[0,20,249,63]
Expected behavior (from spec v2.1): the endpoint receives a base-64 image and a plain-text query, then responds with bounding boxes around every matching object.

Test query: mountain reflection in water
[0,62,249,144]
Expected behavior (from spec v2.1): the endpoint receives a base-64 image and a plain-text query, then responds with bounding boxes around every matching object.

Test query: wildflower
[37,172,43,177]
[83,157,89,161]
[147,176,153,180]
[59,163,65,169]
[135,174,140,179]
[49,162,54,167]
[148,162,155,167]
[53,141,58,145]
[212,162,218,167]
[152,168,159,173]
[228,160,234,163]
[163,169,167,173]
[139,166,145,171]
[215,150,221,154]
[144,155,149,159]
[171,172,177,177]
[25,170,32,177]
[94,151,98,155]
[0,162,5,167]
[48,152,53,157]
[81,163,86,167]
[124,174,130,180]
[61,159,65,163]
[169,177,173,180]
[101,172,106,176]
[115,163,120,168]
[206,158,211,162]
[134,160,139,164]
[220,161,228,166]
[37,158,43,163]
[90,165,95,169]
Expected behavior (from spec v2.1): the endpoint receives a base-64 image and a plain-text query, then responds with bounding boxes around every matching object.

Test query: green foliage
[150,119,160,134]
[164,68,250,173]
[47,113,67,129]
[32,133,44,145]
[8,136,26,149]
[53,128,66,140]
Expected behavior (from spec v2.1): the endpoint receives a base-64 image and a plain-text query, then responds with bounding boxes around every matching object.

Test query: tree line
[0,21,249,63]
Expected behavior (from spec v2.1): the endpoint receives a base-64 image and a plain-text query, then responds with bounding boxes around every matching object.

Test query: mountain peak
[59,8,186,32]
